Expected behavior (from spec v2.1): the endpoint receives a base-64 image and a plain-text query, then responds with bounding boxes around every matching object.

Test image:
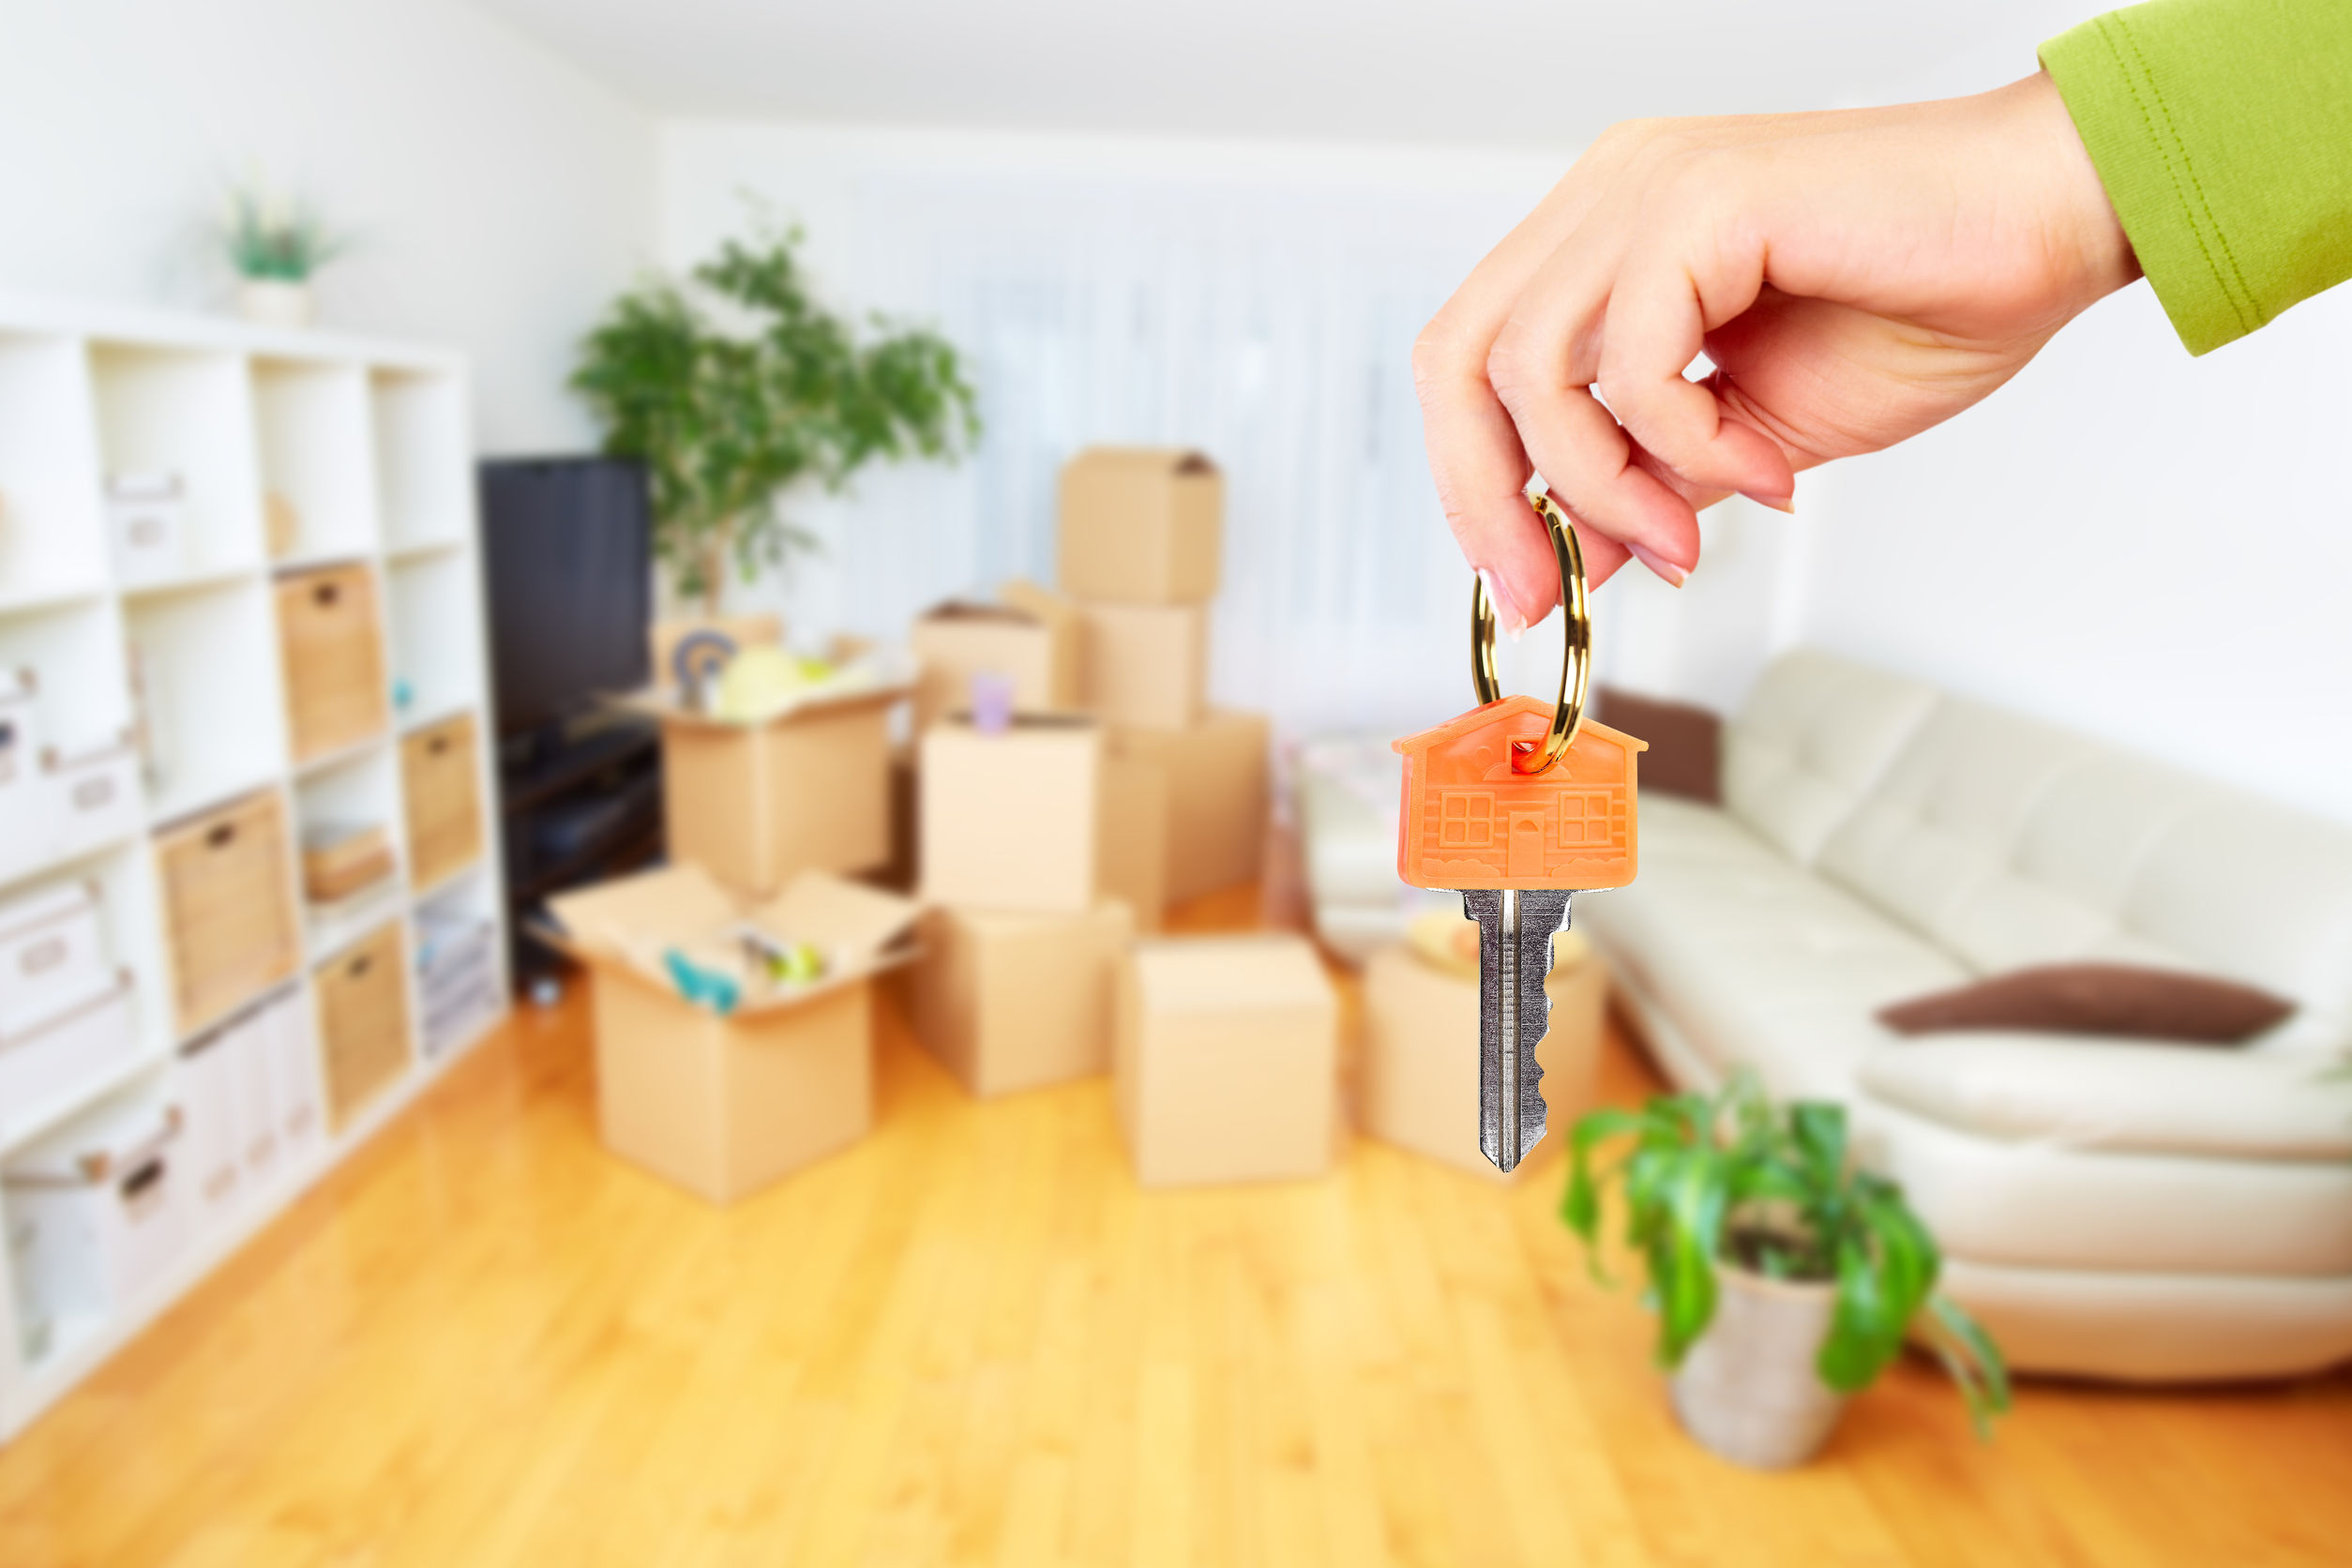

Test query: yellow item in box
[543,864,921,1204]
[1114,934,1337,1188]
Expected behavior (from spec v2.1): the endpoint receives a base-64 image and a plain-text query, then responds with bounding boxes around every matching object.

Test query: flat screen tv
[478,456,653,738]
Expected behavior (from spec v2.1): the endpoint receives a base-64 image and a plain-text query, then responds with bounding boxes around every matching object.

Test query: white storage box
[226,1008,279,1184]
[104,473,187,587]
[0,669,53,885]
[416,912,499,1059]
[265,992,324,1164]
[176,1018,245,1224]
[0,880,113,1039]
[4,1097,189,1324]
[45,739,142,862]
[0,985,139,1138]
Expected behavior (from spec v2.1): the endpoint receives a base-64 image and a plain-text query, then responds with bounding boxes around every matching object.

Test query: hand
[1413,70,2140,624]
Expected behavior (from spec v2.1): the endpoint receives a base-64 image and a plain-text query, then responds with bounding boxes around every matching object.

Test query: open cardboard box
[909,580,1081,732]
[541,863,922,1203]
[614,672,911,898]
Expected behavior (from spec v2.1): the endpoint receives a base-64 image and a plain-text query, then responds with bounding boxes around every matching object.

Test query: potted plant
[1564,1071,2010,1468]
[571,227,980,654]
[221,182,344,328]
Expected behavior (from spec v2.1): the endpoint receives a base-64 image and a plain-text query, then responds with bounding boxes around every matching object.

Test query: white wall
[0,0,656,454]
[1791,282,2352,825]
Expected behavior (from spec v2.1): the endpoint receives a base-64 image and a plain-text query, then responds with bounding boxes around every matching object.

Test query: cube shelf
[253,359,377,566]
[0,291,509,1443]
[0,334,105,609]
[88,343,263,584]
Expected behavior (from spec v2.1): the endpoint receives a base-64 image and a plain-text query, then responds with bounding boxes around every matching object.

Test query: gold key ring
[1470,492,1591,775]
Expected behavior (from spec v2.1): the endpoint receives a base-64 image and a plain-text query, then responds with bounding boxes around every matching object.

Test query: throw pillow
[1592,686,1721,804]
[1877,963,2295,1045]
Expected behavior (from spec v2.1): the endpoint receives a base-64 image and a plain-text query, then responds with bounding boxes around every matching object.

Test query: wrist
[2006,69,2143,306]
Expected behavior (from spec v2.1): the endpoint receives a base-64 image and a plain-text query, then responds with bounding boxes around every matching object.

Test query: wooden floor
[3,889,2347,1567]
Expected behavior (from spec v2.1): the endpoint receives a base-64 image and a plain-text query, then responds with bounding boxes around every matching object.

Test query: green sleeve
[2041,0,2352,355]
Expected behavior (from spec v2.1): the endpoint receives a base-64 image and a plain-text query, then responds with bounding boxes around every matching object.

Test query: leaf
[1925,1292,2013,1438]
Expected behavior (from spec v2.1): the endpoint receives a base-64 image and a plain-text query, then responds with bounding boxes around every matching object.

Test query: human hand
[1413,70,2139,623]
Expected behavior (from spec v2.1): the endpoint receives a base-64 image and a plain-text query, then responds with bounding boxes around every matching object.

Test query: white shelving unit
[0,293,509,1442]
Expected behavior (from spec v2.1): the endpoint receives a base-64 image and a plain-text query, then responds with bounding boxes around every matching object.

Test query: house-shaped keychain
[1392,693,1645,891]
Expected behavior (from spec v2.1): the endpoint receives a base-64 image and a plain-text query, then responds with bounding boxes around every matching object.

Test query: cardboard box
[920,716,1101,914]
[647,686,898,899]
[1359,927,1608,1182]
[1097,753,1168,932]
[1114,934,1337,1187]
[910,580,1081,732]
[1078,601,1208,731]
[545,864,919,1203]
[1058,448,1223,604]
[649,614,782,685]
[912,900,1133,1097]
[1108,710,1269,904]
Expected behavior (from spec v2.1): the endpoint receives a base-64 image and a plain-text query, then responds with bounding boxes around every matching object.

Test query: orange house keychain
[1394,494,1644,1172]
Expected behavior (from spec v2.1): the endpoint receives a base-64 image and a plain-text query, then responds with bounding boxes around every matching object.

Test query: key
[1463,887,1572,1171]
[1391,492,1645,1172]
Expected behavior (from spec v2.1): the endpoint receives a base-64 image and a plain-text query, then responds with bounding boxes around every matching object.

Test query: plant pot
[1667,1264,1848,1469]
[236,279,314,329]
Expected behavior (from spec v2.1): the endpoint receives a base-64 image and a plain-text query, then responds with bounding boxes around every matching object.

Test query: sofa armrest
[1857,1035,2352,1162]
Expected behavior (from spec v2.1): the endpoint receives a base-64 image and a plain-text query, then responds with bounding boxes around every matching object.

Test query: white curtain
[754,165,1560,742]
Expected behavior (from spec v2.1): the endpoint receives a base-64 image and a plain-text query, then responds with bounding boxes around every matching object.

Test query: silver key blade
[1462,888,1573,1173]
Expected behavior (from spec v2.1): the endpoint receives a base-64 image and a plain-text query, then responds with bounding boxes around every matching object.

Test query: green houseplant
[571,228,979,617]
[220,181,346,328]
[1565,1071,2010,1467]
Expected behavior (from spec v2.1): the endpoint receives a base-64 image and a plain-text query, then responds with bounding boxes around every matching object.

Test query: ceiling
[471,0,2091,146]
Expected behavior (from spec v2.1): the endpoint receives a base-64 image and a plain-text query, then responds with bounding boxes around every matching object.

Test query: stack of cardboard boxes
[1057,449,1269,913]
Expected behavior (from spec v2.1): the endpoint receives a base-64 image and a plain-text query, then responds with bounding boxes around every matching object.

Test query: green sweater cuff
[2043,0,2352,357]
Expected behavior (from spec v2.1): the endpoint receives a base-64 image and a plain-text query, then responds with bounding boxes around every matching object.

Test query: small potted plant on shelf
[571,224,979,658]
[221,180,345,328]
[1564,1071,2010,1468]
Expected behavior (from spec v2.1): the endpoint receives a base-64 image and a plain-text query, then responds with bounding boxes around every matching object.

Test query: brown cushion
[1877,963,2296,1046]
[1592,686,1720,804]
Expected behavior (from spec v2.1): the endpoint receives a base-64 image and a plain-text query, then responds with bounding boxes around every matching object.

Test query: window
[1438,791,1494,847]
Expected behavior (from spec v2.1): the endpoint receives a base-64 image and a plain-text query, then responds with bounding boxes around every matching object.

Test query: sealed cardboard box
[912,900,1133,1097]
[1058,448,1223,604]
[1360,922,1608,1181]
[920,716,1101,914]
[911,580,1081,732]
[1097,753,1168,932]
[1114,934,1337,1187]
[545,864,919,1204]
[1078,601,1207,731]
[642,685,900,899]
[1108,710,1268,904]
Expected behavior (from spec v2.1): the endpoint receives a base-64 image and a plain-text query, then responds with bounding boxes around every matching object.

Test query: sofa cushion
[1859,1035,2352,1160]
[1592,686,1720,803]
[1816,698,2103,948]
[1853,1097,2352,1276]
[1722,649,1939,866]
[1577,794,1965,1100]
[1876,963,2296,1045]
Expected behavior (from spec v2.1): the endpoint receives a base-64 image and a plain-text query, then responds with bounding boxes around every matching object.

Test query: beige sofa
[1580,649,2352,1382]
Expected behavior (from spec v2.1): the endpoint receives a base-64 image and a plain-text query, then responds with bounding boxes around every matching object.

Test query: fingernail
[1743,489,1797,515]
[1478,568,1530,637]
[1629,544,1689,587]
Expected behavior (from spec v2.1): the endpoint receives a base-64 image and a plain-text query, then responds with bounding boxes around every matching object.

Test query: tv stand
[498,712,664,982]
